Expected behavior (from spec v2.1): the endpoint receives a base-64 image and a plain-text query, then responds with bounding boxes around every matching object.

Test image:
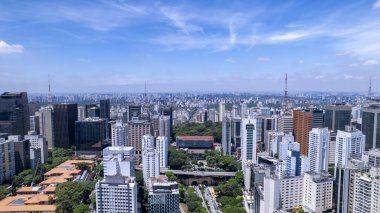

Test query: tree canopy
[173,121,222,142]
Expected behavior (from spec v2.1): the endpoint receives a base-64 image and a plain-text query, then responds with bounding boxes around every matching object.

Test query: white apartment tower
[142,135,160,187]
[96,146,137,213]
[156,136,168,169]
[24,131,48,164]
[241,117,257,162]
[219,101,225,122]
[308,128,330,173]
[111,121,128,147]
[334,126,365,174]
[39,107,54,149]
[303,172,334,212]
[158,115,171,140]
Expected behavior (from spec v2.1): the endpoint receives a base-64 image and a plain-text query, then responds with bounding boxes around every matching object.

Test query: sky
[0,0,380,93]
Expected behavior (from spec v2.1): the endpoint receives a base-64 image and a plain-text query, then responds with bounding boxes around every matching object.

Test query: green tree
[55,182,84,212]
[0,186,9,200]
[73,204,89,213]
[75,162,90,171]
[165,171,177,181]
[168,147,188,170]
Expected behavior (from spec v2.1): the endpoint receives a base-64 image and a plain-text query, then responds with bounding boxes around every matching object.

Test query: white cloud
[225,58,235,63]
[314,75,324,79]
[345,75,353,79]
[159,6,203,34]
[349,63,358,67]
[266,32,309,42]
[362,59,379,65]
[373,0,380,9]
[336,50,356,56]
[0,40,24,54]
[257,57,270,62]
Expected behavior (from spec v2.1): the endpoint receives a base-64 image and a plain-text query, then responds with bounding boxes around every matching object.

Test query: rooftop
[176,136,214,141]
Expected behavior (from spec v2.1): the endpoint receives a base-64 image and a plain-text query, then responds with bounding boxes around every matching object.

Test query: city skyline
[1,0,380,93]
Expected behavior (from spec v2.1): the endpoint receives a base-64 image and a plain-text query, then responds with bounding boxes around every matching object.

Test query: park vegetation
[173,121,222,142]
[215,171,246,212]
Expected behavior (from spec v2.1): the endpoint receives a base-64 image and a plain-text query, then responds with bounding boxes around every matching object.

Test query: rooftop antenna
[144,81,147,103]
[48,74,52,107]
[367,77,373,104]
[283,73,289,112]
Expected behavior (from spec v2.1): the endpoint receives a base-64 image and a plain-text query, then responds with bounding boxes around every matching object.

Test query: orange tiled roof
[0,195,56,212]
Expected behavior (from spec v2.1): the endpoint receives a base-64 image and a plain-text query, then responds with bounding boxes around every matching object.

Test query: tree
[55,182,84,212]
[165,171,177,181]
[75,162,90,171]
[0,186,9,200]
[73,204,89,213]
[168,147,188,170]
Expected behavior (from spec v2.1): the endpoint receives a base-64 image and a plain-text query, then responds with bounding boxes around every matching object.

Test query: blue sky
[0,0,380,93]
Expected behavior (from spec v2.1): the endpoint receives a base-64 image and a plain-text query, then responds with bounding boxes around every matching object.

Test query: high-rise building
[241,118,257,162]
[39,107,54,149]
[29,114,40,134]
[129,105,142,121]
[99,99,110,120]
[158,115,171,140]
[334,126,365,176]
[25,131,48,165]
[8,136,30,174]
[0,138,15,184]
[219,101,225,122]
[111,121,128,147]
[84,104,97,118]
[128,121,152,160]
[163,107,173,140]
[222,116,232,155]
[96,146,137,213]
[148,176,180,213]
[156,136,168,169]
[362,104,380,150]
[302,172,334,212]
[77,106,86,121]
[75,117,106,155]
[0,92,29,135]
[278,113,293,134]
[142,135,160,187]
[308,128,330,173]
[324,104,352,132]
[351,166,380,213]
[53,103,78,148]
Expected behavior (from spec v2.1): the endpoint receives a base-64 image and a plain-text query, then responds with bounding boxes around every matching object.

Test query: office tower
[324,103,352,132]
[148,176,180,213]
[128,121,152,159]
[364,149,380,166]
[241,102,247,118]
[111,121,128,147]
[278,135,301,176]
[278,113,293,134]
[362,104,380,150]
[334,126,365,175]
[0,138,15,184]
[222,116,232,155]
[293,110,312,155]
[208,108,218,122]
[96,146,137,213]
[156,136,168,169]
[38,107,54,149]
[158,115,171,140]
[25,131,48,165]
[99,99,110,120]
[308,128,330,173]
[28,101,41,116]
[232,118,242,150]
[219,101,225,122]
[335,160,365,213]
[8,136,30,174]
[142,136,160,187]
[241,117,257,162]
[266,131,284,157]
[78,106,86,121]
[351,167,380,213]
[329,132,337,165]
[75,117,106,154]
[103,146,135,177]
[302,172,334,212]
[163,107,173,140]
[87,106,100,118]
[53,103,78,148]
[84,104,97,118]
[29,114,40,134]
[0,92,30,135]
[129,105,142,121]
[151,115,159,137]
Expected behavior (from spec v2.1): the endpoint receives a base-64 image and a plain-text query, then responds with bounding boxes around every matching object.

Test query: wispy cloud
[257,57,270,62]
[373,0,380,9]
[362,59,379,65]
[159,6,203,34]
[0,40,24,54]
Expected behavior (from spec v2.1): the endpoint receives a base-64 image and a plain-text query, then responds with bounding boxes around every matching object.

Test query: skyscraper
[241,117,257,162]
[158,115,171,140]
[129,105,142,121]
[222,116,232,155]
[111,121,128,147]
[334,126,365,175]
[324,104,352,132]
[96,146,137,213]
[142,135,160,187]
[156,136,168,169]
[148,176,180,213]
[308,128,330,173]
[163,107,173,140]
[362,104,380,150]
[75,117,106,154]
[39,107,54,149]
[128,121,152,160]
[25,131,48,165]
[0,92,29,135]
[53,103,78,148]
[0,138,15,184]
[219,101,225,122]
[8,136,30,174]
[278,113,293,134]
[99,99,110,120]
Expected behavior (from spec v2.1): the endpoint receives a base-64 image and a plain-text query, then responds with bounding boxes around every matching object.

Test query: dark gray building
[362,104,380,150]
[75,117,106,155]
[129,105,142,121]
[0,92,29,135]
[99,99,110,120]
[53,103,78,148]
[324,104,352,132]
